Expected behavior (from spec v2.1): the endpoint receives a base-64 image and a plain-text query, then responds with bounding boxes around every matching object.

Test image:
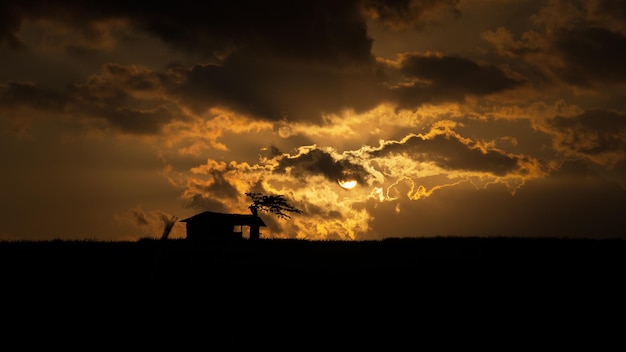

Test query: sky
[1,0,626,241]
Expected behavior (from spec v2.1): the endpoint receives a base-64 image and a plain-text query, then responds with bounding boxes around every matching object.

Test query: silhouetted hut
[180,211,267,241]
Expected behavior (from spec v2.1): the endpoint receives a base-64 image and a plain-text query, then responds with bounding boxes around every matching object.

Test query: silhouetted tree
[159,214,178,240]
[246,192,302,219]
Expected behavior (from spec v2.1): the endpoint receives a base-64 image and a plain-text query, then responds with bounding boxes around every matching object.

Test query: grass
[2,235,625,322]
[1,236,624,295]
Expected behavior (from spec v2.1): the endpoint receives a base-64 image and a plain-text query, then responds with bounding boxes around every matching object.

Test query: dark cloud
[552,26,626,86]
[2,0,374,65]
[136,1,373,64]
[175,51,525,123]
[275,148,370,184]
[398,54,519,92]
[68,64,179,134]
[0,2,23,49]
[261,145,283,160]
[174,54,384,122]
[371,134,520,176]
[592,1,626,21]
[0,65,179,135]
[0,1,123,51]
[502,159,626,237]
[483,2,626,89]
[600,158,626,189]
[0,81,66,110]
[183,194,229,213]
[2,1,521,125]
[548,109,626,157]
[195,171,240,199]
[1,0,476,125]
[131,208,149,226]
[366,159,626,238]
[0,0,463,62]
[389,53,525,108]
[101,106,174,135]
[362,0,460,30]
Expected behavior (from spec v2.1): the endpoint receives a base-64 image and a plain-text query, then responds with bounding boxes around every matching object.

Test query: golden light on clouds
[2,0,626,241]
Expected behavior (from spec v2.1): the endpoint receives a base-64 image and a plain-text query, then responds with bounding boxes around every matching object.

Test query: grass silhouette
[2,236,624,284]
[2,236,624,324]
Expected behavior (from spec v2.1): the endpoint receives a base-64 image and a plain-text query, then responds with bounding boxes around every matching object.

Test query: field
[2,236,625,288]
[2,236,624,329]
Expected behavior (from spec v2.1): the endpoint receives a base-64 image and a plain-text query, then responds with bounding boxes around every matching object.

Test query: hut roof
[180,211,266,227]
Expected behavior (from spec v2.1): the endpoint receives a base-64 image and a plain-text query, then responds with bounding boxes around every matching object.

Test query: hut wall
[186,222,237,241]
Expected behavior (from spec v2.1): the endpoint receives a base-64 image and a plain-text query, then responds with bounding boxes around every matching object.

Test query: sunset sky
[2,0,626,241]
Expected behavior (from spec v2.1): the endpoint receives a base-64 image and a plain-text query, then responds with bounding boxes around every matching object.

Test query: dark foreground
[2,237,625,286]
[2,237,625,332]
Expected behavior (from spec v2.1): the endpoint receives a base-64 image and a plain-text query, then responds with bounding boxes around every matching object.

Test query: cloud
[0,65,184,135]
[1,0,484,126]
[482,1,626,89]
[369,127,521,177]
[590,0,626,23]
[362,0,461,30]
[69,63,181,134]
[1,2,130,51]
[1,0,464,63]
[0,3,24,49]
[1,1,375,64]
[185,160,242,202]
[0,81,69,136]
[3,2,530,130]
[384,52,526,109]
[0,81,66,110]
[365,159,626,238]
[137,1,375,64]
[545,109,626,167]
[131,207,149,226]
[172,54,384,123]
[481,26,545,58]
[274,147,370,184]
[551,26,626,87]
[183,194,230,213]
[172,50,526,124]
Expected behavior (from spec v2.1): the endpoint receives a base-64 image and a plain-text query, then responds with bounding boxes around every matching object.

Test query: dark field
[2,237,625,288]
[2,237,625,328]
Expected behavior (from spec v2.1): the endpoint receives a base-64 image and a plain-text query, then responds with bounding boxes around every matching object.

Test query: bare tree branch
[159,214,178,240]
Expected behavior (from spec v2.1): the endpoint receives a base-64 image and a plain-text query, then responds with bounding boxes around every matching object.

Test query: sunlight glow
[338,179,357,189]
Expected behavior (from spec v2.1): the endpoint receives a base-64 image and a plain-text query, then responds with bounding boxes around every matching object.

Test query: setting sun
[338,179,357,189]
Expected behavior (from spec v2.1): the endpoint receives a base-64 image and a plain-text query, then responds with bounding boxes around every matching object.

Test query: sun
[338,179,357,189]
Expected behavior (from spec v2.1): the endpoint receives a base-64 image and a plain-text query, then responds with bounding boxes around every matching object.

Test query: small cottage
[179,211,267,241]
